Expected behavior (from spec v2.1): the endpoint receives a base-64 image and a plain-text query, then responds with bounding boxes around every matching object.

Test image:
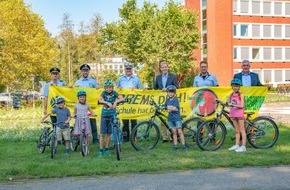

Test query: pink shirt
[229,93,244,119]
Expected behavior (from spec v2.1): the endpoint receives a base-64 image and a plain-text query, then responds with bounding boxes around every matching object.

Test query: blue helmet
[77,90,86,97]
[56,97,65,104]
[231,78,242,86]
[166,85,177,93]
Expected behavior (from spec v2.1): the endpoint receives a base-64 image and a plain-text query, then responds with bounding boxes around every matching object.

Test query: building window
[286,48,290,60]
[240,0,249,13]
[241,25,248,36]
[263,47,272,60]
[241,47,249,60]
[252,48,260,60]
[252,1,260,14]
[263,25,271,38]
[274,48,282,60]
[274,2,282,16]
[234,47,237,60]
[202,0,206,9]
[252,24,260,37]
[285,3,290,16]
[285,26,290,38]
[286,70,290,81]
[233,24,237,37]
[233,0,238,12]
[264,70,272,83]
[263,1,271,15]
[274,25,282,38]
[274,70,282,83]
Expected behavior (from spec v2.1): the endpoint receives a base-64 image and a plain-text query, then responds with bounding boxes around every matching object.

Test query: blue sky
[24,0,183,36]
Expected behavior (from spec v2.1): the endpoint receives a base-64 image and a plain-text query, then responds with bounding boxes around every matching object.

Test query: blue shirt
[101,90,119,116]
[165,97,181,122]
[241,73,251,86]
[162,73,168,88]
[117,75,142,89]
[52,106,71,129]
[43,79,66,97]
[74,77,99,88]
[193,73,218,87]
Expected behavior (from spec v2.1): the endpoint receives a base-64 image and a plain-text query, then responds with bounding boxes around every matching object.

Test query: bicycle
[37,121,70,158]
[195,99,279,151]
[130,98,204,151]
[73,116,91,157]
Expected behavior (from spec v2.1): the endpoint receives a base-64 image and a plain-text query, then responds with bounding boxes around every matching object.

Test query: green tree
[99,0,200,87]
[0,0,58,90]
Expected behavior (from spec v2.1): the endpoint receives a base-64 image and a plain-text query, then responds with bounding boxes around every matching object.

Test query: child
[98,79,124,157]
[73,90,96,138]
[41,96,71,154]
[165,85,186,152]
[228,78,246,152]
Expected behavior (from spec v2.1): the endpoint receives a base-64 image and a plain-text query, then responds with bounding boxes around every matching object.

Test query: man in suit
[234,60,263,86]
[153,61,178,142]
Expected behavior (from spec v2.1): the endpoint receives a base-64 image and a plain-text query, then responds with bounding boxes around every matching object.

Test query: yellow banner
[48,86,268,120]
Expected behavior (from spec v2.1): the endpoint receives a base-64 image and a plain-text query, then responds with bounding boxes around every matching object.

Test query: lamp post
[31,75,35,109]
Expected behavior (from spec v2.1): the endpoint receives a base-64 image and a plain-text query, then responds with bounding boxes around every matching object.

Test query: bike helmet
[77,90,86,97]
[166,85,177,93]
[231,78,242,86]
[56,96,65,104]
[104,79,115,87]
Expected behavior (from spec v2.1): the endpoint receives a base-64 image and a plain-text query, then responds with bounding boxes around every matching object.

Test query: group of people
[41,59,264,155]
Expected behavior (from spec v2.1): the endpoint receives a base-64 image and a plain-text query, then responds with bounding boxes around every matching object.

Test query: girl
[73,90,96,136]
[228,78,246,152]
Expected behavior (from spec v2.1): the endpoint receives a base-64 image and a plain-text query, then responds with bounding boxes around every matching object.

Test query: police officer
[74,63,100,144]
[117,62,142,142]
[43,67,66,123]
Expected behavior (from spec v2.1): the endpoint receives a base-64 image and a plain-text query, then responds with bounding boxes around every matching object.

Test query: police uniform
[44,67,66,123]
[117,63,142,142]
[74,64,99,88]
[74,63,99,144]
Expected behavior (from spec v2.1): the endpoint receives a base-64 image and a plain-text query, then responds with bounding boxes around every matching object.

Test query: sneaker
[173,146,179,151]
[105,150,111,156]
[235,146,246,152]
[229,145,240,151]
[98,150,104,157]
[182,146,187,152]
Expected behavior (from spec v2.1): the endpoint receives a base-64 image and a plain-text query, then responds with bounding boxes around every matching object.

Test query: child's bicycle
[195,99,279,151]
[37,121,70,158]
[130,98,204,151]
[72,116,91,157]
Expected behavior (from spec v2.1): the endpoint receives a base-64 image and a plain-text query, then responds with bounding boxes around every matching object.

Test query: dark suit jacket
[153,73,179,90]
[234,72,263,86]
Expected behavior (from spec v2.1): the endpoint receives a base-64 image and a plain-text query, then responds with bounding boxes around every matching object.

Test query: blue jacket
[234,72,262,86]
[153,73,178,90]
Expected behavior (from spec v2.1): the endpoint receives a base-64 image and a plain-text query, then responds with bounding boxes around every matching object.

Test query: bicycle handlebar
[150,97,166,110]
[43,120,69,127]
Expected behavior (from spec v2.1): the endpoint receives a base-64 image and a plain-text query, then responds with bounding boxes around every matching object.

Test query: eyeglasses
[125,68,132,70]
[242,65,250,67]
[51,73,59,75]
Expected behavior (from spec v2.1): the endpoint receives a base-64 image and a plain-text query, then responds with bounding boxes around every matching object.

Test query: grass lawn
[0,93,289,181]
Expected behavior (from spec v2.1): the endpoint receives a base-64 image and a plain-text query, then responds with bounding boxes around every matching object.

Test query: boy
[41,96,71,154]
[98,79,124,157]
[165,85,186,152]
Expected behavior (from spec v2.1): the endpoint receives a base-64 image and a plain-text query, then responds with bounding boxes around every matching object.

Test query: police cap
[80,63,91,70]
[124,62,133,69]
[50,67,60,73]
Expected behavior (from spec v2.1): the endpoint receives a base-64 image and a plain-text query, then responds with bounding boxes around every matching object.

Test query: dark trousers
[90,118,99,143]
[122,119,137,140]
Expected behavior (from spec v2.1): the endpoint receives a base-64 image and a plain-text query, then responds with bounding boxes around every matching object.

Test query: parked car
[0,93,13,107]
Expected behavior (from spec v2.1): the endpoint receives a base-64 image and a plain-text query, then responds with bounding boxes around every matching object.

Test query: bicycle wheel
[70,129,79,151]
[37,134,46,153]
[247,117,279,149]
[196,120,226,151]
[113,126,121,161]
[50,134,57,159]
[130,121,160,151]
[182,117,204,148]
[80,133,88,157]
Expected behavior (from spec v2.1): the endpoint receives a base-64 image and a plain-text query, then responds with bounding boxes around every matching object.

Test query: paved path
[259,102,290,124]
[1,165,290,190]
